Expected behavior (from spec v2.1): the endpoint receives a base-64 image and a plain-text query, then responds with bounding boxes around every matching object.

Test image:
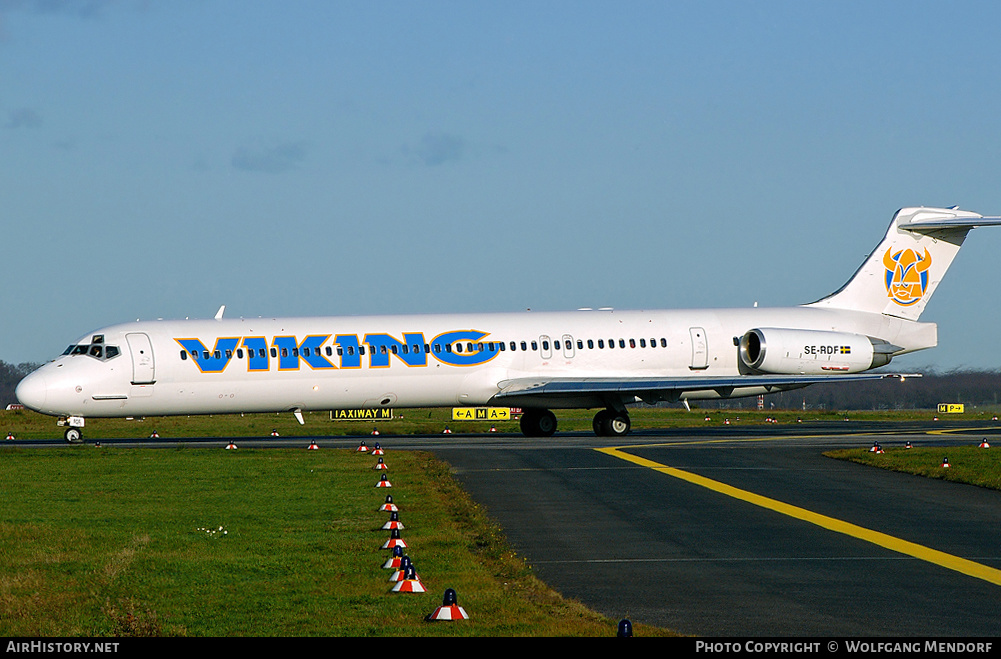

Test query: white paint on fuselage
[17,305,935,419]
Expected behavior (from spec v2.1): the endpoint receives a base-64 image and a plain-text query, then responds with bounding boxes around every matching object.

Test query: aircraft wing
[494,372,917,402]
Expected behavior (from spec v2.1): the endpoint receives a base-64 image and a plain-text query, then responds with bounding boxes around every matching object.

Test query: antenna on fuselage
[215,305,226,320]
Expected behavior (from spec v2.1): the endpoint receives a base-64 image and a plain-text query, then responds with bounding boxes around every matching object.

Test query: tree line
[0,361,41,408]
[3,360,1001,411]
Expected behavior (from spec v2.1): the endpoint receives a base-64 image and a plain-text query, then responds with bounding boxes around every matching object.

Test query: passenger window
[531,341,538,351]
[520,341,527,351]
[661,338,667,347]
[640,339,646,348]
[587,339,594,349]
[180,350,187,360]
[629,339,636,348]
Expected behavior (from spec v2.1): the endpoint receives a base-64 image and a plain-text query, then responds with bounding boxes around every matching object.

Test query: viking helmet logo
[883,247,932,306]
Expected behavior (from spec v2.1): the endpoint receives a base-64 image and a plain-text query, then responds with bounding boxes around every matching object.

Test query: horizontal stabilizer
[899,215,1001,233]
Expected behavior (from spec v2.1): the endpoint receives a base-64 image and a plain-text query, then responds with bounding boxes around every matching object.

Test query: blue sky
[3,1,1001,372]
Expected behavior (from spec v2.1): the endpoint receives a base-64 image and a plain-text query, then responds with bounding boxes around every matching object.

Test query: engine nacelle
[738,328,893,375]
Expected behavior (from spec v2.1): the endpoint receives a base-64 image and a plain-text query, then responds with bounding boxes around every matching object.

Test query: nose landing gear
[59,416,86,443]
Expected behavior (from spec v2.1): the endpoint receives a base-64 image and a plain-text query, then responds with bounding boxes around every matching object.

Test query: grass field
[824,444,1001,491]
[0,445,681,637]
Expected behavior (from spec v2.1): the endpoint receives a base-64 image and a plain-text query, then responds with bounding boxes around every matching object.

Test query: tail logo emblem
[883,247,932,306]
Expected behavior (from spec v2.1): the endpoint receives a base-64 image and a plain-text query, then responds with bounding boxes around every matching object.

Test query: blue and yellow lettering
[178,328,497,373]
[272,335,335,370]
[241,337,270,371]
[364,333,428,368]
[430,330,498,367]
[334,335,362,369]
[176,337,240,373]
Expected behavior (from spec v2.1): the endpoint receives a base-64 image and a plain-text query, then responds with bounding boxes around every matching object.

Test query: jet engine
[738,328,896,375]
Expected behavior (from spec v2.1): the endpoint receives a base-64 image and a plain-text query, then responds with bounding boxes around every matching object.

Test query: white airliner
[15,206,1001,443]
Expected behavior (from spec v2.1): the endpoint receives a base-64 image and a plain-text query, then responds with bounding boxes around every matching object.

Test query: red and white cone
[371,427,380,436]
[149,431,159,438]
[372,443,384,455]
[980,438,991,449]
[389,556,417,582]
[382,511,404,531]
[489,426,497,433]
[941,457,951,468]
[356,441,369,453]
[382,529,407,550]
[376,474,392,488]
[905,441,913,449]
[379,495,398,512]
[425,588,469,621]
[5,432,14,440]
[271,429,280,437]
[374,457,388,470]
[390,565,425,593]
[869,442,883,454]
[307,441,319,450]
[442,426,452,434]
[383,546,405,569]
[225,441,238,450]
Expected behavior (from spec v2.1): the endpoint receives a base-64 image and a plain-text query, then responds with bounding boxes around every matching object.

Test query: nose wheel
[64,427,83,444]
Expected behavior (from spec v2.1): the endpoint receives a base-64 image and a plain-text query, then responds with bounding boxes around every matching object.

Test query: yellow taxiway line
[596,445,1001,587]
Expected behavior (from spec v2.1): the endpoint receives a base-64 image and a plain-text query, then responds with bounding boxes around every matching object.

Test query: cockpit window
[64,342,121,362]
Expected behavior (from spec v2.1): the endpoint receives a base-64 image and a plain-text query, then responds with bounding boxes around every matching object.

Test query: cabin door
[689,327,708,370]
[126,333,156,384]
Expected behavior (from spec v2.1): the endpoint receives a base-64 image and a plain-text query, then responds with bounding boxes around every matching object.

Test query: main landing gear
[518,408,632,438]
[592,409,631,437]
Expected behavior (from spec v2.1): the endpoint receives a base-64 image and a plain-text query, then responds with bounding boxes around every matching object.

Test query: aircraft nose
[15,371,48,412]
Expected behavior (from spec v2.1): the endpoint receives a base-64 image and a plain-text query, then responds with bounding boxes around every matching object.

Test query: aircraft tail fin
[806,207,1001,321]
